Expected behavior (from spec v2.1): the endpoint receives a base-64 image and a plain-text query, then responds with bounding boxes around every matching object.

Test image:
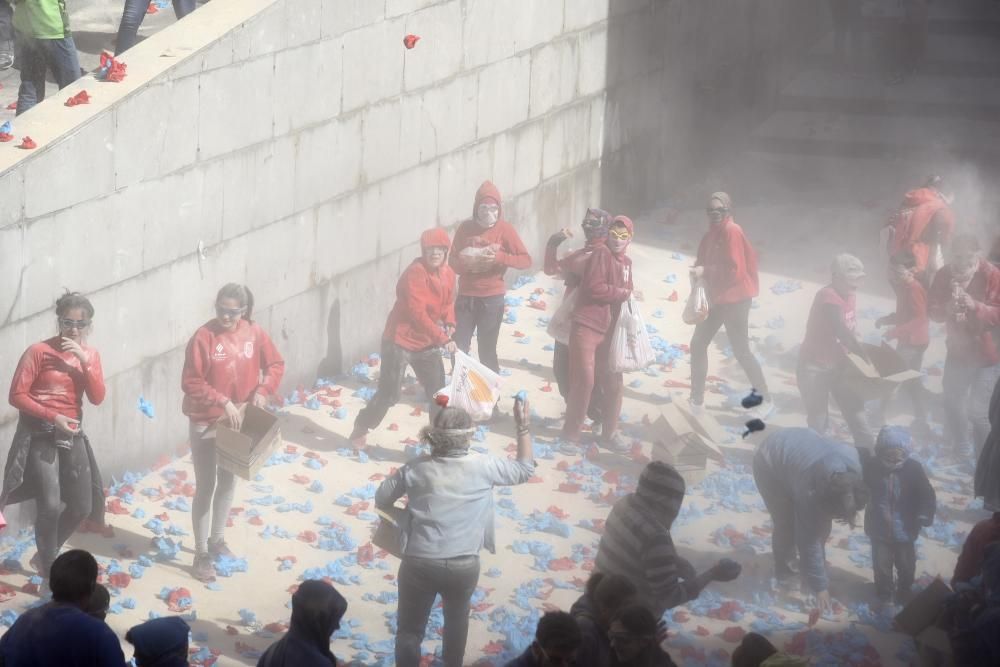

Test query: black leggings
[28,436,92,575]
[689,299,768,403]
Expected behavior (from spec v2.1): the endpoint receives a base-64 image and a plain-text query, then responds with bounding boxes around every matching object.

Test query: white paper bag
[609,297,656,373]
[437,350,503,422]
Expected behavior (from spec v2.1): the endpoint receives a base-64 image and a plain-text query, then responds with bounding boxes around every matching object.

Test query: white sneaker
[687,399,705,417]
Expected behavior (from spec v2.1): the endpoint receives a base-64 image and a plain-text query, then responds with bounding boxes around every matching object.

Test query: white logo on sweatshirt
[212,342,228,361]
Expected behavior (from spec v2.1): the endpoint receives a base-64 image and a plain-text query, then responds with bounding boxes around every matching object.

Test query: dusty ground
[0,204,984,667]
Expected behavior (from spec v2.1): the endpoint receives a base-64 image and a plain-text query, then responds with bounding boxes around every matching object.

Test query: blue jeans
[14,33,81,116]
[115,0,197,55]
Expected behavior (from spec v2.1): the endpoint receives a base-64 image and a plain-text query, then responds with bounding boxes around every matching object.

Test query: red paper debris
[403,34,421,49]
[248,516,264,526]
[388,423,399,431]
[64,90,90,107]
[357,542,375,566]
[22,582,39,595]
[165,587,192,612]
[662,379,691,388]
[540,382,552,392]
[6,102,16,110]
[527,475,543,484]
[17,136,36,150]
[106,498,130,515]
[557,483,581,493]
[410,407,423,417]
[0,133,12,142]
[291,474,310,484]
[108,572,131,589]
[547,557,575,571]
[147,2,158,13]
[482,640,505,655]
[546,505,570,519]
[99,52,127,82]
[263,621,287,633]
[672,610,689,623]
[695,625,711,637]
[346,501,369,516]
[722,626,746,643]
[667,290,679,302]
[297,530,318,543]
[0,585,15,602]
[434,394,449,408]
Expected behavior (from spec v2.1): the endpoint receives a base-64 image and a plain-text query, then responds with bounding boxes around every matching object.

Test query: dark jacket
[0,414,105,526]
[569,593,612,667]
[0,603,125,667]
[863,457,936,543]
[975,377,1000,511]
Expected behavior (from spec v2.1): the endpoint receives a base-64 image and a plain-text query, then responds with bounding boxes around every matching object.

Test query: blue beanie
[875,425,911,454]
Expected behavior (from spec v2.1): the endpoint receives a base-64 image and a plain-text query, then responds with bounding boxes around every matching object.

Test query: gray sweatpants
[190,423,236,554]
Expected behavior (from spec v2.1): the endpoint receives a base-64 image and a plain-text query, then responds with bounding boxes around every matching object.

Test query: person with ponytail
[181,283,285,581]
[2,291,107,584]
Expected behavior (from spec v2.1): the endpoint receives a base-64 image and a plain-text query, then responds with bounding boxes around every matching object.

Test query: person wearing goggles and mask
[688,192,770,420]
[449,181,532,380]
[181,283,285,581]
[3,291,107,588]
[928,235,1000,461]
[562,216,634,452]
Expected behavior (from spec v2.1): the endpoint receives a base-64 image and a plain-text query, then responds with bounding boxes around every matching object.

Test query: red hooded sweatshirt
[449,181,532,297]
[383,228,457,352]
[181,318,285,425]
[928,260,1000,366]
[572,217,633,335]
[885,278,930,347]
[544,237,601,295]
[694,217,759,305]
[887,188,955,273]
[9,337,105,423]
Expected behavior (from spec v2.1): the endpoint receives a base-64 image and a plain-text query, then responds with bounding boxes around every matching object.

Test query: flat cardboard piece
[894,577,952,636]
[215,404,282,480]
[846,342,923,401]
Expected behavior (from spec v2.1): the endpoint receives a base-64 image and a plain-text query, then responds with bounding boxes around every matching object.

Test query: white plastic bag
[546,288,579,345]
[609,297,656,373]
[437,350,503,422]
[682,280,709,325]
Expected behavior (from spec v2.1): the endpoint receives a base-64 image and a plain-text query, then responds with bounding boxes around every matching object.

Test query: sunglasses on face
[609,228,632,240]
[216,306,246,318]
[59,318,91,330]
[707,207,728,214]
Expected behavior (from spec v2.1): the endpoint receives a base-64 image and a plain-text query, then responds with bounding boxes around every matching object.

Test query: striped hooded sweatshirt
[594,461,699,616]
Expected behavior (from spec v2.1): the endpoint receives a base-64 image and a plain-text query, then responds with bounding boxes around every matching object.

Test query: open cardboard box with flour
[845,342,924,402]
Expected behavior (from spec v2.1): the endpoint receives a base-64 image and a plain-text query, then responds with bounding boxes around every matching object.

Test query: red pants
[562,323,623,442]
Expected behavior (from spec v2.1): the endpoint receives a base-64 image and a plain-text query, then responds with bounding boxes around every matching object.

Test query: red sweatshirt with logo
[181,318,285,425]
[9,337,106,422]
[449,181,532,297]
[885,279,930,347]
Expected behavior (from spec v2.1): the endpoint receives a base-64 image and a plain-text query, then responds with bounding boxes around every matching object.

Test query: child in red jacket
[689,192,770,416]
[875,251,931,434]
[351,228,457,446]
[181,283,285,581]
[449,181,531,375]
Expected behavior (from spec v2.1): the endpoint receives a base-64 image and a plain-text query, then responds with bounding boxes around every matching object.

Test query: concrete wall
[0,0,613,497]
[600,0,829,214]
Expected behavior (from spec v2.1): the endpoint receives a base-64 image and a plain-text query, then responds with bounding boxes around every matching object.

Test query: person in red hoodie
[1,292,106,582]
[928,235,1000,459]
[797,254,876,451]
[450,181,531,376]
[562,216,634,451]
[544,208,612,407]
[688,192,770,416]
[181,283,285,581]
[885,175,955,285]
[350,228,457,446]
[875,250,932,434]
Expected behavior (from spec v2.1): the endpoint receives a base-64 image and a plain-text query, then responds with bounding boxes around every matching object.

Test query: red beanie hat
[420,227,451,250]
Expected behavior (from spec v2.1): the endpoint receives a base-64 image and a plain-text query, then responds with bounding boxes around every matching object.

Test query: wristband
[516,426,530,436]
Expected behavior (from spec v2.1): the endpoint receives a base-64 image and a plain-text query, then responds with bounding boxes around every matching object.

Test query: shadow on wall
[601,0,829,216]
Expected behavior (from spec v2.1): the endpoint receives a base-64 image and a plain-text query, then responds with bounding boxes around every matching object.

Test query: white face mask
[476,203,499,228]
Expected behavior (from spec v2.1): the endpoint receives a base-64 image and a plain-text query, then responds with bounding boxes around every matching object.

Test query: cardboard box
[214,404,282,480]
[894,577,952,636]
[845,342,923,402]
[646,402,725,482]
